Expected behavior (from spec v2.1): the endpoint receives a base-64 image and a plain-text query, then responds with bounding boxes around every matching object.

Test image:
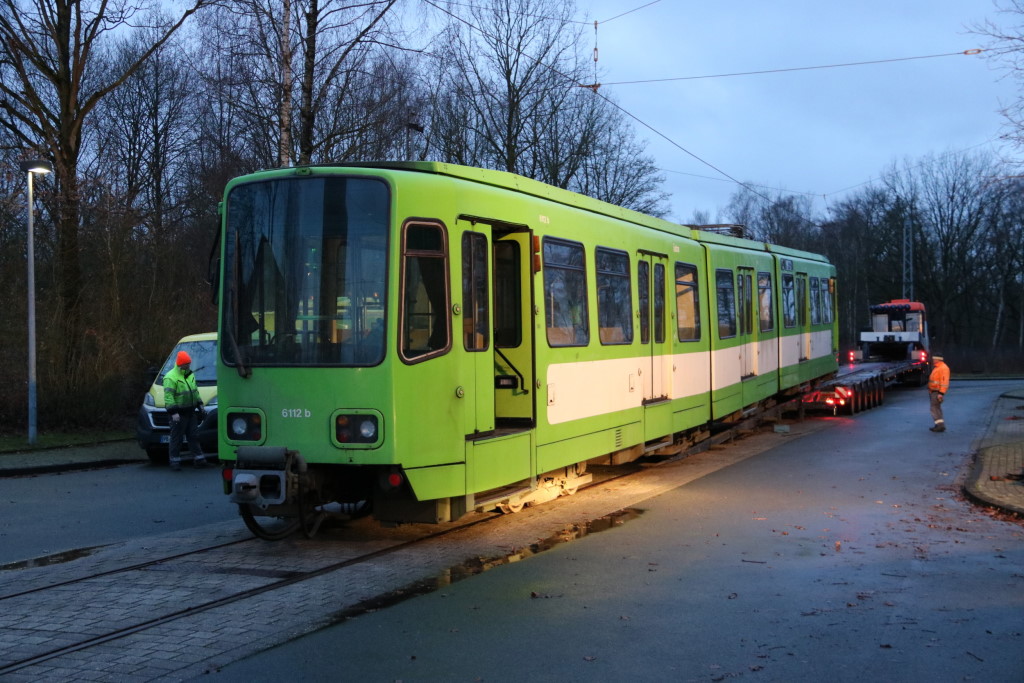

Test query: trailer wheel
[849,383,861,415]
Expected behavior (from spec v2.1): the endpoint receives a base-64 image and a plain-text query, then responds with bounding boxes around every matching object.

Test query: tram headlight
[227,412,262,441]
[334,413,380,445]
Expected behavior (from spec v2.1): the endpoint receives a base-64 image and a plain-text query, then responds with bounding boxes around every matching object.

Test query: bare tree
[724,187,819,249]
[571,103,669,215]
[425,0,667,211]
[201,0,403,168]
[883,151,999,347]
[0,0,210,383]
[820,187,904,346]
[87,23,216,370]
[433,0,588,174]
[973,1,1024,157]
[976,177,1024,349]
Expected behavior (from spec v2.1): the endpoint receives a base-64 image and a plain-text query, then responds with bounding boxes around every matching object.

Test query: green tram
[217,162,837,538]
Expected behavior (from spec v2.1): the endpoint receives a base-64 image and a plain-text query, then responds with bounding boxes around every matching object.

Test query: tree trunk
[278,0,293,167]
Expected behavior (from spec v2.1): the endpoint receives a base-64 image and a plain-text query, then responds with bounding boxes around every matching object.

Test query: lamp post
[19,159,52,445]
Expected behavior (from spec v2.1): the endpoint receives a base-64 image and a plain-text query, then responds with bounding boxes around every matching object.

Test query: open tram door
[457,217,535,494]
[637,251,673,442]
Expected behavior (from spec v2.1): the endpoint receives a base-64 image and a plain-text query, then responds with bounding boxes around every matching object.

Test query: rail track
[0,506,512,676]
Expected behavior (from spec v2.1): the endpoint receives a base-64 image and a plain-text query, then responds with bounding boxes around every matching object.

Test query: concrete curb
[960,389,1024,517]
[963,444,1024,517]
[0,459,149,478]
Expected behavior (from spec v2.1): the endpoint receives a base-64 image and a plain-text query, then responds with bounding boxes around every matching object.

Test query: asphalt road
[0,463,232,566]
[210,381,1024,682]
[1,381,1020,681]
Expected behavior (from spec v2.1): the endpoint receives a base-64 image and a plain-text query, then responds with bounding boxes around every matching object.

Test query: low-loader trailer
[803,299,930,414]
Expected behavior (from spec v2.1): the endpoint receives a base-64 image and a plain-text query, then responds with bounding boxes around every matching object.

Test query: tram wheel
[239,504,301,540]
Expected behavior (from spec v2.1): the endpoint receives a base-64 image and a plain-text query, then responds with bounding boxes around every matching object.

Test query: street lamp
[19,158,52,445]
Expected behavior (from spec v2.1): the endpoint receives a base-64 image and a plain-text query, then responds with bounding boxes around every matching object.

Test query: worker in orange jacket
[928,355,950,432]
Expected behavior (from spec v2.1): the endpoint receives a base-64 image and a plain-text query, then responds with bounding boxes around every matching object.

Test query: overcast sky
[577,0,1017,223]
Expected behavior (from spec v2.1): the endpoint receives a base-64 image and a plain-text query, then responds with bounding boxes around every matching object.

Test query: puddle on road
[329,507,643,624]
[0,545,106,571]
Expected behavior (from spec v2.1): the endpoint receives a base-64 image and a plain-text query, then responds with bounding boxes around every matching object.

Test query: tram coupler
[229,446,307,511]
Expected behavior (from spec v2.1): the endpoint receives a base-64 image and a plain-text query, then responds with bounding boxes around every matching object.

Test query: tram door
[638,252,672,441]
[737,267,756,378]
[796,273,810,361]
[461,224,534,493]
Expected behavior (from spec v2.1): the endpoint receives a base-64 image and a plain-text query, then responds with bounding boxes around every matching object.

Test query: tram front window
[223,176,389,367]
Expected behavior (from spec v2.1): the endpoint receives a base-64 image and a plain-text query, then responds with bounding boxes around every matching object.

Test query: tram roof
[339,161,696,239]
[239,161,831,264]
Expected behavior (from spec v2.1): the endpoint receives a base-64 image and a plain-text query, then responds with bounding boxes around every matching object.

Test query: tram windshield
[222,175,389,367]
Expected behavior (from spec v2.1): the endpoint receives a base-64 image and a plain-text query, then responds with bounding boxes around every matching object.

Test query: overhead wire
[420,0,779,205]
[430,0,663,25]
[417,0,998,225]
[600,49,985,86]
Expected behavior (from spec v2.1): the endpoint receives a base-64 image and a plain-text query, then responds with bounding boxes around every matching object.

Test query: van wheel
[146,447,169,465]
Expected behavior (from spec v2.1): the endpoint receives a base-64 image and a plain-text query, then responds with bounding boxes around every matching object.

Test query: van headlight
[144,393,155,407]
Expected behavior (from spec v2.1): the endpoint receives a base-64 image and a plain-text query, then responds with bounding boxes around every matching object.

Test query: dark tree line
[0,0,670,430]
[720,151,1024,370]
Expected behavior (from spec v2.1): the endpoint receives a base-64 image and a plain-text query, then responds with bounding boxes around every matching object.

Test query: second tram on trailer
[216,162,838,538]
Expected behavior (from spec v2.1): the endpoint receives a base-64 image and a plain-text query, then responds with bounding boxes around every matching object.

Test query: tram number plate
[282,408,312,418]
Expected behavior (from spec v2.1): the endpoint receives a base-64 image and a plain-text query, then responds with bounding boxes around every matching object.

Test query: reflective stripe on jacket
[163,365,201,414]
[928,361,950,394]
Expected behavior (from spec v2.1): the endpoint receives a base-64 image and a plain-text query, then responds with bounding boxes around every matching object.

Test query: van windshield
[159,340,218,385]
[221,175,389,367]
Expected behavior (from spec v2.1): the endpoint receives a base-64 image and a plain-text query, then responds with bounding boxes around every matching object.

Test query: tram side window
[758,271,774,332]
[675,262,700,341]
[737,270,753,336]
[543,238,589,346]
[596,247,633,345]
[638,261,650,344]
[654,263,666,344]
[716,269,737,339]
[821,278,833,324]
[810,277,822,325]
[782,273,796,328]
[401,222,450,362]
[796,275,808,328]
[462,232,489,351]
